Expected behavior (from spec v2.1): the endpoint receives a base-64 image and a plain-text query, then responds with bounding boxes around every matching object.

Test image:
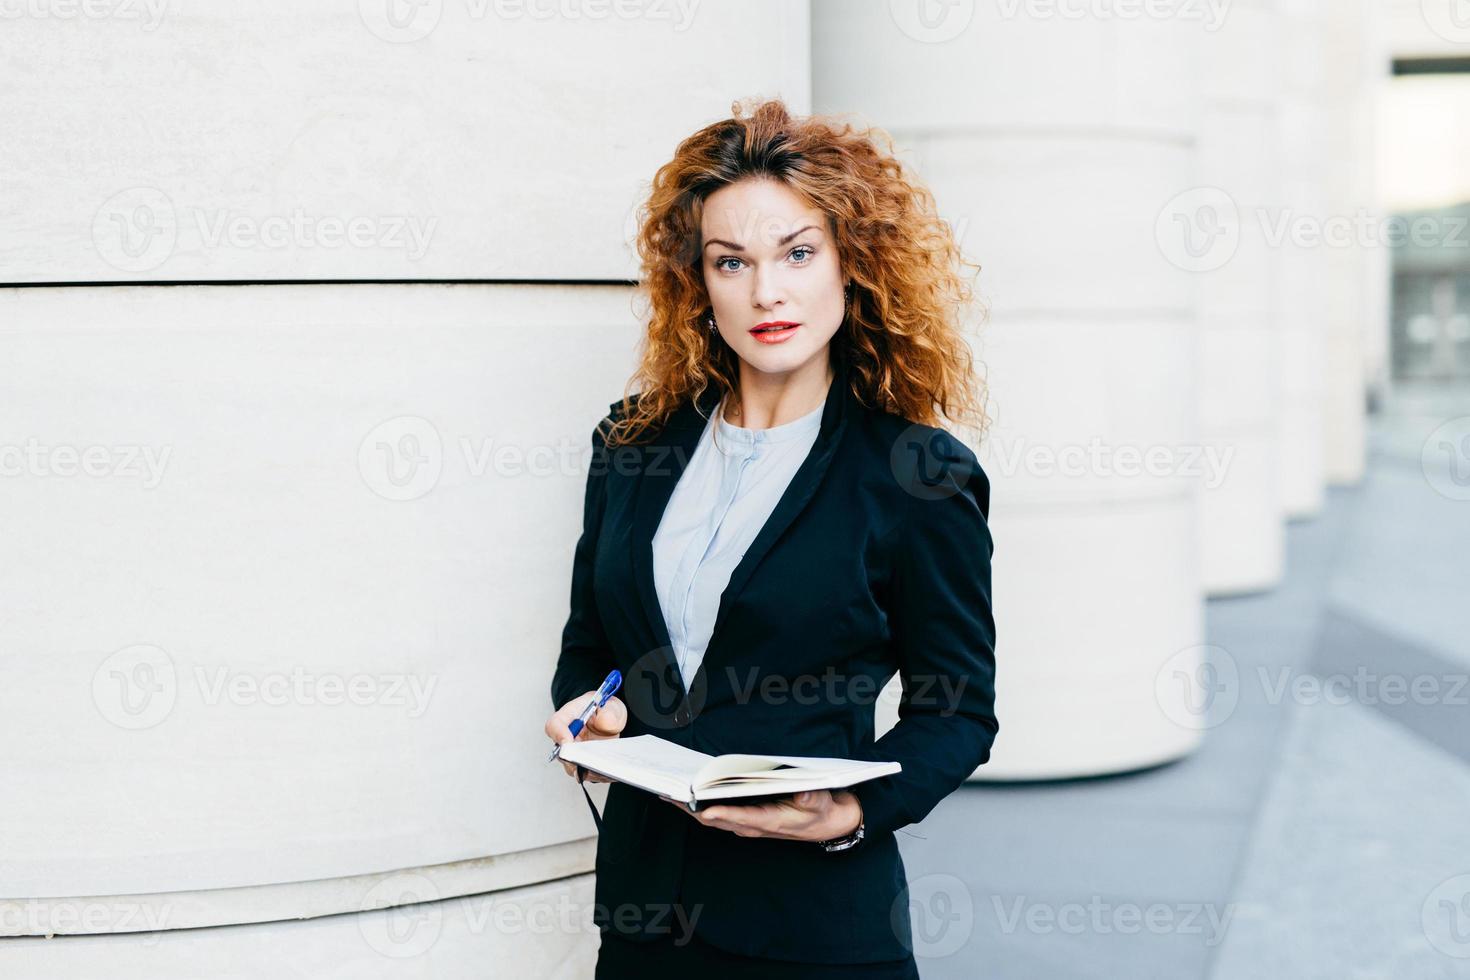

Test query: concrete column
[1321,0,1375,486]
[1196,0,1286,595]
[1357,0,1392,434]
[0,1,810,971]
[815,0,1207,778]
[1275,0,1332,517]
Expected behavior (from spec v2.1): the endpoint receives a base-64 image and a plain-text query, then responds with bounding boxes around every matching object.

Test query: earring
[707,314,716,332]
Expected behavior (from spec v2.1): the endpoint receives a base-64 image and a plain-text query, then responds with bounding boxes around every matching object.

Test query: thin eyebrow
[703,224,818,253]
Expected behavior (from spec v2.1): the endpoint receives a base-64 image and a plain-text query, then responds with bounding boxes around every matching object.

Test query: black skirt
[594,927,921,979]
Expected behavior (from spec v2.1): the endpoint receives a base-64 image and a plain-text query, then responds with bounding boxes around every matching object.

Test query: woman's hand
[659,789,863,843]
[544,692,627,783]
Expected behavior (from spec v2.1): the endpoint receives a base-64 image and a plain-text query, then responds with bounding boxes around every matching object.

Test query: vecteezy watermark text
[0,439,171,488]
[0,0,168,29]
[91,644,439,729]
[92,188,439,273]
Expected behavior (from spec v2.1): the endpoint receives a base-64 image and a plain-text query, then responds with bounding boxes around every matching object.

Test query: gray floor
[898,382,1470,979]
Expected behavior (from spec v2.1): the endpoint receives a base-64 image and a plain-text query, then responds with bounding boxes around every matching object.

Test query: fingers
[543,705,576,744]
[573,764,604,784]
[658,793,831,840]
[545,691,624,782]
[582,696,627,738]
[546,691,595,734]
[690,805,772,838]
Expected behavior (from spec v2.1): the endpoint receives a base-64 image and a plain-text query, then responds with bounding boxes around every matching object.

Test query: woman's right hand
[545,692,627,782]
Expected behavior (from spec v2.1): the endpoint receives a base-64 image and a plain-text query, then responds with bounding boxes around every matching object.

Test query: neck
[724,352,835,430]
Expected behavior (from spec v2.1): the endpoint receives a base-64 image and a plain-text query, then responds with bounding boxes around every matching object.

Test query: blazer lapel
[629,357,852,696]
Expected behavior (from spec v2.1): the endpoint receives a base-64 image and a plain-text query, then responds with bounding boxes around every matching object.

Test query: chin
[738,343,818,376]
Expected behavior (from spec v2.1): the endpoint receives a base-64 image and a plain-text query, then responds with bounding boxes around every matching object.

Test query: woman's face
[700,177,845,380]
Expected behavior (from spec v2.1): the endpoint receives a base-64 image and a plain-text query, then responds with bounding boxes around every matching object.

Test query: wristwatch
[816,820,865,852]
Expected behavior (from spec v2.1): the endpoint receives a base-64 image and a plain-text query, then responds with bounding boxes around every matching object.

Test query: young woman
[545,97,997,978]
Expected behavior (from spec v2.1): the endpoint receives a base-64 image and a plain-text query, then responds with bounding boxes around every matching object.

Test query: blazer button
[673,704,692,727]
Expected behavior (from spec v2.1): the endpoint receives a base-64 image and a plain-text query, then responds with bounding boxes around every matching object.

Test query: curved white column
[1274,0,1332,517]
[0,4,811,970]
[815,1,1206,778]
[0,0,811,283]
[1320,0,1376,487]
[1197,0,1285,595]
[0,284,633,922]
[3,872,602,977]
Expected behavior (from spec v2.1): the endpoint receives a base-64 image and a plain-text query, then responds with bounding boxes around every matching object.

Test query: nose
[750,262,785,312]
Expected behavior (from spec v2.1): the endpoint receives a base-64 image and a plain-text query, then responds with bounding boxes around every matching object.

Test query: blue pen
[547,669,622,763]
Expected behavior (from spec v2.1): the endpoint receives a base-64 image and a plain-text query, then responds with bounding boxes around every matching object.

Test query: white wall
[0,3,811,971]
[0,284,636,906]
[0,0,811,283]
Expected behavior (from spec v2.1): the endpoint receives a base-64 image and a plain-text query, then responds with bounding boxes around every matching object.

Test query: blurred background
[2,1,1468,977]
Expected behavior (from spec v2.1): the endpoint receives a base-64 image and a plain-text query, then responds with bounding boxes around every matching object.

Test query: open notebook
[556,734,900,810]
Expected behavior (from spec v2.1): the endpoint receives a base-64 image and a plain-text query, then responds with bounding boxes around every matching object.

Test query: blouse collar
[714,395,825,446]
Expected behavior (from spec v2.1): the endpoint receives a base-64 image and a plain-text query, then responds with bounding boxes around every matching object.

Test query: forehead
[701,177,826,246]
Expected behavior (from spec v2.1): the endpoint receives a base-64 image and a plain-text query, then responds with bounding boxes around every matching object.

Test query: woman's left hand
[659,789,863,842]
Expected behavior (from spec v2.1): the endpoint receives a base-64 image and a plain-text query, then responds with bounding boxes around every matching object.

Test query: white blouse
[651,395,825,692]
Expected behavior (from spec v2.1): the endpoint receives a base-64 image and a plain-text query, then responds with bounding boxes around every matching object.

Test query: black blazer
[550,353,998,964]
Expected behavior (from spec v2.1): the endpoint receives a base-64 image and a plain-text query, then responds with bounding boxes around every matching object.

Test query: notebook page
[555,734,714,799]
[692,761,902,802]
[693,752,898,789]
[692,753,797,785]
[700,762,887,787]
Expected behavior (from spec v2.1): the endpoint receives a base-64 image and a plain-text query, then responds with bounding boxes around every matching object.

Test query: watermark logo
[92,187,178,274]
[356,416,693,501]
[725,665,959,713]
[622,645,707,731]
[890,424,975,501]
[92,188,438,273]
[1422,416,1470,502]
[1257,665,1467,708]
[1156,187,1240,273]
[358,873,444,958]
[996,0,1230,32]
[0,0,169,29]
[0,439,171,488]
[91,646,439,728]
[359,416,444,501]
[987,436,1234,488]
[1157,187,1470,273]
[193,208,437,260]
[1422,873,1470,958]
[359,0,700,42]
[993,895,1235,945]
[92,643,178,730]
[1421,0,1470,45]
[193,666,438,717]
[0,899,171,940]
[359,0,443,42]
[1155,644,1239,731]
[896,873,974,958]
[1155,645,1467,732]
[889,0,975,43]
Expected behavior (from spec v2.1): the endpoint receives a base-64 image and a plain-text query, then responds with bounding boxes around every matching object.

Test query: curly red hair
[605,96,988,448]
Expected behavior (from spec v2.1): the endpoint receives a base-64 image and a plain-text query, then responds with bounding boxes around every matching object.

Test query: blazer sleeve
[852,434,998,838]
[549,413,618,711]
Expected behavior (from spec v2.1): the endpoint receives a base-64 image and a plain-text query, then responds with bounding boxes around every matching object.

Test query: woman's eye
[790,246,814,263]
[716,257,742,273]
